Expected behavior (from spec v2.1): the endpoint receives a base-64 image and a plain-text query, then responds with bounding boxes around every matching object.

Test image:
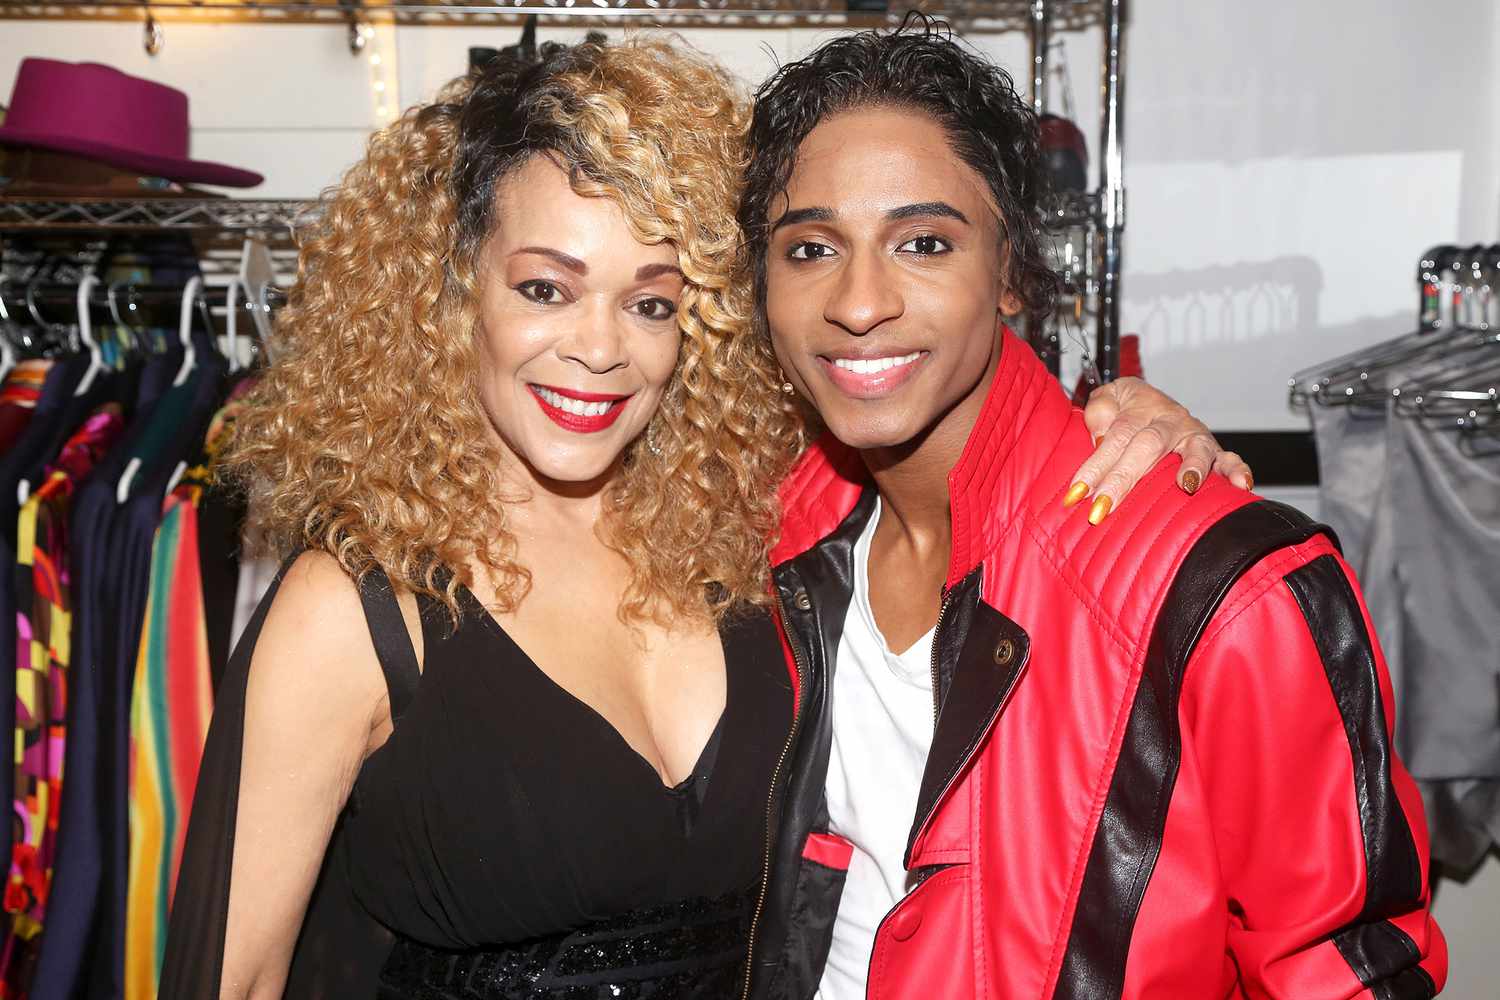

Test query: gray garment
[1373,410,1500,872]
[1309,402,1389,573]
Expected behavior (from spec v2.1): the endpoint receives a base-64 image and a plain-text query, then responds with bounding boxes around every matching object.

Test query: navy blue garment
[29,347,190,1000]
[99,346,228,1000]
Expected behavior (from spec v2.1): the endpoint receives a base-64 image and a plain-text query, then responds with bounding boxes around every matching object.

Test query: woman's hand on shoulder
[220,551,388,1000]
[1066,376,1254,524]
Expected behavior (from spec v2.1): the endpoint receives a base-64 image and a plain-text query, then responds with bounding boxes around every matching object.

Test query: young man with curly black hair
[739,18,1445,1000]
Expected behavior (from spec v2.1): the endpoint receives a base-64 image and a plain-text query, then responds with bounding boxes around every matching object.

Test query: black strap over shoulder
[356,568,422,724]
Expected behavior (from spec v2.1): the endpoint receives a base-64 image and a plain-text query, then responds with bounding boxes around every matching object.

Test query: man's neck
[859,338,1002,561]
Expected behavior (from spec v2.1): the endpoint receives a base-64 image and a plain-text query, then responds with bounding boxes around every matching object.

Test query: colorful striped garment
[124,490,214,1000]
[0,403,125,994]
[125,389,245,1000]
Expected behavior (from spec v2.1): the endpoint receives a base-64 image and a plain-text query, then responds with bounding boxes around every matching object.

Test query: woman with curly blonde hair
[161,31,1239,1000]
[163,36,802,1000]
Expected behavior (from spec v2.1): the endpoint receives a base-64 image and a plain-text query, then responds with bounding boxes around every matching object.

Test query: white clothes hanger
[0,280,17,385]
[173,274,202,388]
[74,272,107,398]
[238,237,276,357]
[223,277,245,375]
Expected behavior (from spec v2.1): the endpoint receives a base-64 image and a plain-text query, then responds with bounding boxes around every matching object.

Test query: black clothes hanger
[1290,246,1462,409]
[1306,245,1497,409]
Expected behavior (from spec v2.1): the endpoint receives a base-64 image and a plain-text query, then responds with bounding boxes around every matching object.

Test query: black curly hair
[738,13,1057,327]
[447,38,594,261]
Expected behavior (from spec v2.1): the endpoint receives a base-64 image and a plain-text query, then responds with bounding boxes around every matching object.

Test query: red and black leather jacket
[744,331,1446,999]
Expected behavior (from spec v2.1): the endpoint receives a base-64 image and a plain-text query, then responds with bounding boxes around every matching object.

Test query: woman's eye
[517,280,563,304]
[633,298,678,321]
[896,235,952,255]
[787,241,837,261]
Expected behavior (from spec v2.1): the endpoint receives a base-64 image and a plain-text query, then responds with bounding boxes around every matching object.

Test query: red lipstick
[528,384,632,434]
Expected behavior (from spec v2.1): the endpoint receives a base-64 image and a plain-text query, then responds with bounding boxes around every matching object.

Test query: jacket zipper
[742,588,809,1000]
[928,586,953,726]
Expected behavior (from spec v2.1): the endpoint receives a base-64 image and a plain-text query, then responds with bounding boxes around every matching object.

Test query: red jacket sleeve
[1179,536,1446,998]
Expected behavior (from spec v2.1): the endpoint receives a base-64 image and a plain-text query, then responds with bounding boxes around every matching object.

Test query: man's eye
[517,280,562,304]
[634,298,678,320]
[896,235,952,255]
[788,242,836,261]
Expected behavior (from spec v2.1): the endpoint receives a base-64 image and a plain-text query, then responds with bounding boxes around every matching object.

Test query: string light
[364,26,398,126]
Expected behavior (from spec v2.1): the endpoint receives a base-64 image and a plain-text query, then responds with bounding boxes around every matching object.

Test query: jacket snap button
[793,590,812,612]
[993,638,1016,667]
[889,906,922,941]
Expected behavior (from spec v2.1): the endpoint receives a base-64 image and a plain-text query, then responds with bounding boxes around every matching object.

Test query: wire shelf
[0,199,316,234]
[0,190,1097,235]
[0,0,1105,28]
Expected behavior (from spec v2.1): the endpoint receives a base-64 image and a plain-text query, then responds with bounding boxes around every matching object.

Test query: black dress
[160,561,793,999]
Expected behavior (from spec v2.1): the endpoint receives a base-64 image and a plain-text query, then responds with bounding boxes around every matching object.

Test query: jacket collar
[773,327,1074,586]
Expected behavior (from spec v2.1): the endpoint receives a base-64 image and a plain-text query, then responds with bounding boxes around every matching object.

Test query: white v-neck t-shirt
[815,499,937,1000]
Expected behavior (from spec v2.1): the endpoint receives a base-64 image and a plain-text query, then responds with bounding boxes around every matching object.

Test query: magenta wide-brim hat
[0,58,264,188]
[0,124,264,188]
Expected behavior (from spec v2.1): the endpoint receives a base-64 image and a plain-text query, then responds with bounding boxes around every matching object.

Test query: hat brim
[0,125,264,188]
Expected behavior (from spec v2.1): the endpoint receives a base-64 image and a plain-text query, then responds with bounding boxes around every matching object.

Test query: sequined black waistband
[376,887,755,1000]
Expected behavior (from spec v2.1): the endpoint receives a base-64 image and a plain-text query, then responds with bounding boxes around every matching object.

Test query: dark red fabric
[0,406,34,457]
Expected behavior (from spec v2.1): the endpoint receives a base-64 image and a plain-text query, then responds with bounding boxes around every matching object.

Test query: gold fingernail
[1063,482,1090,508]
[1244,471,1254,491]
[1182,470,1201,495]
[1088,495,1113,526]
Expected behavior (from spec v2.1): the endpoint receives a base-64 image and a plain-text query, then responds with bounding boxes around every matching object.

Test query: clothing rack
[1289,242,1500,448]
[0,0,1128,380]
[1292,241,1500,878]
[0,208,296,362]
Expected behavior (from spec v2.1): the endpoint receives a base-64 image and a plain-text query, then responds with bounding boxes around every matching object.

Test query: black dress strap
[356,568,422,724]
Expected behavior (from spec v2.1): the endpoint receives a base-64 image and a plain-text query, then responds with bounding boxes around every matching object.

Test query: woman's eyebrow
[635,263,684,281]
[513,246,588,274]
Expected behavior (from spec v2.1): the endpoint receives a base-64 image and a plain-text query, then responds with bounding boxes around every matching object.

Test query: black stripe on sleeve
[1285,555,1433,998]
[1331,921,1435,1000]
[1054,500,1328,1000]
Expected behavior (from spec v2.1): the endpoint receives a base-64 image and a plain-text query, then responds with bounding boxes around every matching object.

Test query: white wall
[1120,0,1500,431]
[4,6,1497,995]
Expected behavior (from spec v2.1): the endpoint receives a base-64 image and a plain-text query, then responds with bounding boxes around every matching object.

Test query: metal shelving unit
[1025,0,1125,384]
[1,0,1102,27]
[0,0,1126,379]
[0,198,313,234]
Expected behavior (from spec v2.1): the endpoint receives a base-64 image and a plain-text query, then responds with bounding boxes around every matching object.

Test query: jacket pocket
[768,836,851,1000]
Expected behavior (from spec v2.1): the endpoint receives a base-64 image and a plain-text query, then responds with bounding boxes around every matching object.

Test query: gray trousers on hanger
[1361,402,1500,873]
[1309,401,1388,574]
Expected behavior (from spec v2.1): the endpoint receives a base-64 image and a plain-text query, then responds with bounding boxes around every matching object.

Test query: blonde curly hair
[224,35,805,622]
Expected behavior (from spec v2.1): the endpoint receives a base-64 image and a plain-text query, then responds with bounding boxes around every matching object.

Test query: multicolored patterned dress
[1,403,126,993]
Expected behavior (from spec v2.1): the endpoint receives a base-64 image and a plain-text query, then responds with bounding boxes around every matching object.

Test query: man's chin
[819,409,927,453]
